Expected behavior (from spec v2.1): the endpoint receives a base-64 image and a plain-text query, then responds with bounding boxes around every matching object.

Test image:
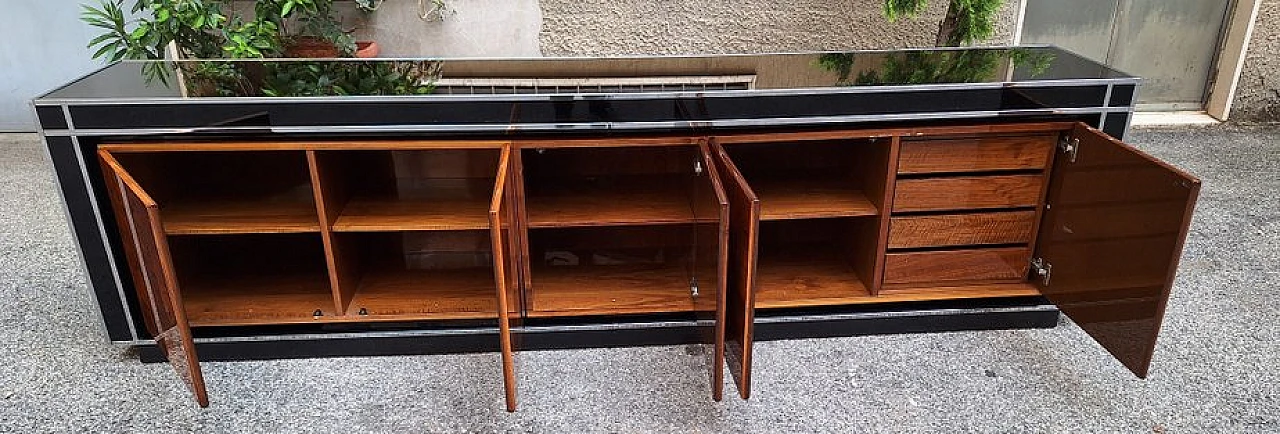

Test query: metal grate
[431,75,757,95]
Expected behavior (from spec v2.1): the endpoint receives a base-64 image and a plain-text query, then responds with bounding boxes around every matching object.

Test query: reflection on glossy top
[38,46,1134,101]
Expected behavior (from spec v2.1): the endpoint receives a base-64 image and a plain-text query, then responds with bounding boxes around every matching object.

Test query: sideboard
[32,46,1198,411]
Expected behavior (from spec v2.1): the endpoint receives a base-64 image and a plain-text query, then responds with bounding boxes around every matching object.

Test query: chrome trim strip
[40,107,1133,137]
[71,134,139,341]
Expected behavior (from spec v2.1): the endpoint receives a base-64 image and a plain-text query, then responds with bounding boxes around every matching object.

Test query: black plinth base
[137,297,1059,363]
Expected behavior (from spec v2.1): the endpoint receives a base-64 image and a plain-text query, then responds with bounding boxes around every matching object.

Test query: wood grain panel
[100,140,509,152]
[161,200,321,235]
[345,268,497,319]
[754,178,878,220]
[526,181,716,228]
[333,197,492,231]
[754,255,871,309]
[898,134,1055,174]
[529,264,716,317]
[181,273,336,326]
[893,174,1043,212]
[888,211,1036,249]
[883,247,1030,286]
[708,138,759,400]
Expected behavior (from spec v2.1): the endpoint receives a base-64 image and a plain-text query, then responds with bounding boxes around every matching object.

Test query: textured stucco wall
[538,0,1021,56]
[1234,1,1280,122]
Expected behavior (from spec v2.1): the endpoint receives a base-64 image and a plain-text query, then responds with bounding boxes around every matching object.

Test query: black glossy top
[37,46,1134,102]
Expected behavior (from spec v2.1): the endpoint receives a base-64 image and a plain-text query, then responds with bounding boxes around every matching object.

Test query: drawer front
[888,211,1036,249]
[898,134,1055,174]
[883,247,1031,286]
[893,174,1043,212]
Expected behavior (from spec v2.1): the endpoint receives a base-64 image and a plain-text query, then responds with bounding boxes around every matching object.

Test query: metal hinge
[694,159,704,176]
[1030,257,1052,286]
[1058,136,1080,163]
[690,277,700,297]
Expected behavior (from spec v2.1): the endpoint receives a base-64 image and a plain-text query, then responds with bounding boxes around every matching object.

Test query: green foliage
[82,0,229,83]
[260,62,437,97]
[883,0,928,21]
[82,0,359,73]
[882,0,1004,46]
[816,49,1055,87]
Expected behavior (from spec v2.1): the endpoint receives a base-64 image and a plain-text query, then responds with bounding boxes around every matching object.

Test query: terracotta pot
[356,41,380,58]
[285,37,339,58]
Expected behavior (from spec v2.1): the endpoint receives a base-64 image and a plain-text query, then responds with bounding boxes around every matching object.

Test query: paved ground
[0,125,1277,433]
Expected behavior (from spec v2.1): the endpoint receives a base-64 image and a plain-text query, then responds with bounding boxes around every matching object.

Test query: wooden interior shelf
[529,264,716,317]
[182,273,334,326]
[333,196,491,232]
[346,268,498,320]
[754,178,878,221]
[162,199,321,235]
[526,182,718,228]
[754,254,872,309]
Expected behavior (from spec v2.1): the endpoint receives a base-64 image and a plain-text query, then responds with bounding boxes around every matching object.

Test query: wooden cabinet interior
[519,143,726,318]
[94,122,1200,410]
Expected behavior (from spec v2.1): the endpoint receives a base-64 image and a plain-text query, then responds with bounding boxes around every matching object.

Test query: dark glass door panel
[1035,124,1199,377]
[99,150,210,407]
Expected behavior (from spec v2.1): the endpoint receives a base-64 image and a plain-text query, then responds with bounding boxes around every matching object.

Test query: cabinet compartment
[753,218,878,308]
[167,233,334,326]
[521,145,716,228]
[721,138,886,220]
[312,148,502,232]
[107,150,319,235]
[897,134,1055,174]
[334,230,507,320]
[525,225,717,317]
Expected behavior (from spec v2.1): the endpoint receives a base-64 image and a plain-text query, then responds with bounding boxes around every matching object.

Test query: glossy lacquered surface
[41,47,1129,101]
[1035,124,1200,377]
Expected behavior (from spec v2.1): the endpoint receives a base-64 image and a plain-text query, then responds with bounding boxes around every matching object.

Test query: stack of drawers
[882,133,1057,289]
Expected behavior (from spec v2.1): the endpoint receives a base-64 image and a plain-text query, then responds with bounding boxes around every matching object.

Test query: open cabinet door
[98,150,209,407]
[489,146,520,412]
[707,138,760,399]
[693,140,730,401]
[1034,124,1200,378]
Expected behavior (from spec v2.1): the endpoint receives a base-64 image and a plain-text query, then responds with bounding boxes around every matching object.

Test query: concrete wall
[0,4,103,131]
[1233,0,1280,122]
[538,0,1021,55]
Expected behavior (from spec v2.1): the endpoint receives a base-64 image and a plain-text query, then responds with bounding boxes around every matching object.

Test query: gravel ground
[0,124,1277,432]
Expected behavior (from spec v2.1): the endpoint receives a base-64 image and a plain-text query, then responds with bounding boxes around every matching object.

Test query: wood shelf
[345,268,499,321]
[529,264,716,317]
[333,196,491,232]
[754,178,878,221]
[526,182,717,228]
[755,253,1039,308]
[162,199,321,235]
[754,254,872,309]
[182,273,334,326]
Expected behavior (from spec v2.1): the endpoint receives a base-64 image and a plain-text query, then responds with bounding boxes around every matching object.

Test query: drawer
[893,174,1043,213]
[898,134,1055,174]
[888,211,1036,249]
[883,247,1031,286]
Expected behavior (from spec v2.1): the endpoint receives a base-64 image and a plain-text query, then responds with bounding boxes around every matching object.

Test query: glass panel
[1036,124,1199,377]
[41,47,1131,101]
